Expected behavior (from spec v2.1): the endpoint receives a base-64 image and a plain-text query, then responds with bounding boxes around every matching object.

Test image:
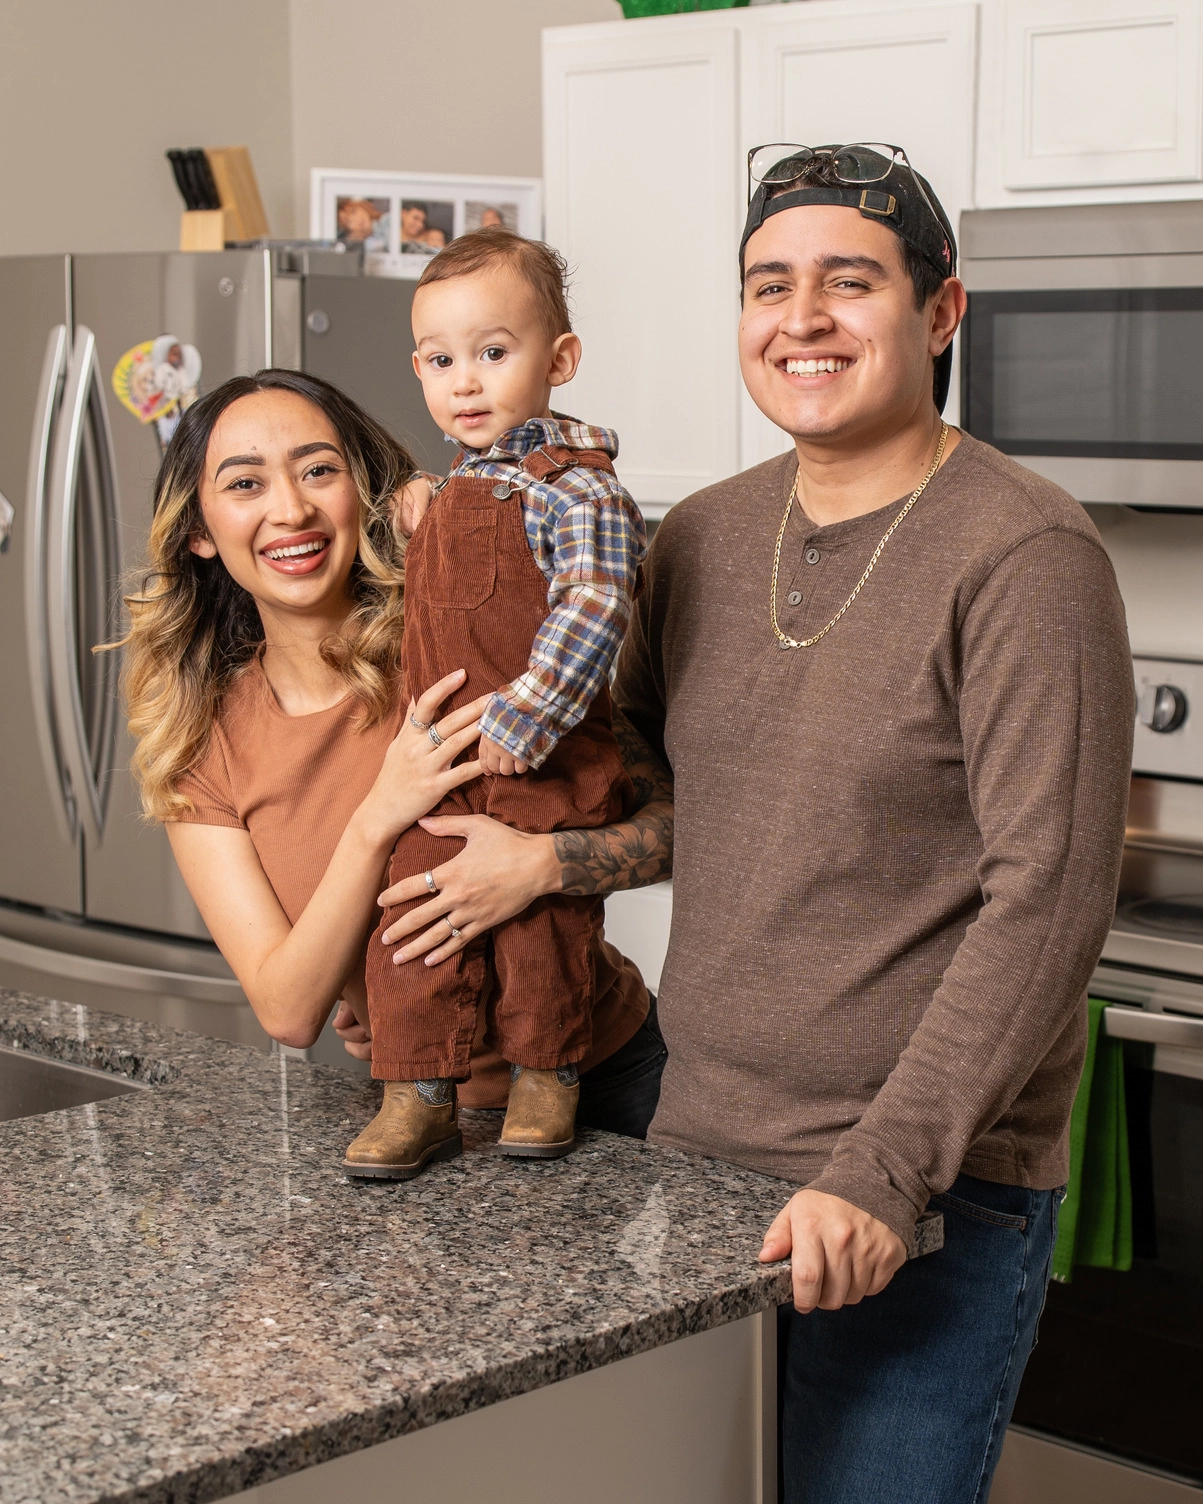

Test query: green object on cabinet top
[620,0,749,16]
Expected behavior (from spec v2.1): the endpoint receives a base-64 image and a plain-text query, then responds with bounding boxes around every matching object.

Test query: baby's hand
[394,473,437,538]
[479,734,529,777]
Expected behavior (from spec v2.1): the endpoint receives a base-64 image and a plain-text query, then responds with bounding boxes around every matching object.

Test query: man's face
[401,206,427,239]
[739,205,953,445]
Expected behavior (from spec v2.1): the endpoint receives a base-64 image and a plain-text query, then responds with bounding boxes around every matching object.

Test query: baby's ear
[548,331,582,388]
[188,532,217,558]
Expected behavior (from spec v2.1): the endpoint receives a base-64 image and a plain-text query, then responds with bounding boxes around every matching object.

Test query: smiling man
[613,146,1135,1501]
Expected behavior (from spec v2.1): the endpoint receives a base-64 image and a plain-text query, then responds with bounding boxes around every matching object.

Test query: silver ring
[424,871,438,895]
[427,723,444,748]
[410,713,431,731]
[444,917,461,939]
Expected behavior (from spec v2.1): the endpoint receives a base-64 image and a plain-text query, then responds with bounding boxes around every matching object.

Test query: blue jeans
[576,993,667,1140]
[779,1172,1061,1504]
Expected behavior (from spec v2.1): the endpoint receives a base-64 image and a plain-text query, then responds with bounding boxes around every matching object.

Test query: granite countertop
[0,990,791,1504]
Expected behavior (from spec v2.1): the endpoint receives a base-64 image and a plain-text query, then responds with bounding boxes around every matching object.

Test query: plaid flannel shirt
[437,415,646,768]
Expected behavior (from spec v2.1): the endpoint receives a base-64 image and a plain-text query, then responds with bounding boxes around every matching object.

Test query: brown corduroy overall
[365,445,633,1082]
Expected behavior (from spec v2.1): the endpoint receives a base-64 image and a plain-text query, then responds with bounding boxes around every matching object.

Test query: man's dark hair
[768,155,945,309]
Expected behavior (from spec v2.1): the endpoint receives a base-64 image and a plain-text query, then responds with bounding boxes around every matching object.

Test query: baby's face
[411,264,565,450]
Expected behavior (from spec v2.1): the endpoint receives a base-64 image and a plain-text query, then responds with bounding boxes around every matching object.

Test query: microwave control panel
[1133,656,1202,780]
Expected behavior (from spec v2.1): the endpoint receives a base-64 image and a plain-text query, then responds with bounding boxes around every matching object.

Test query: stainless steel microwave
[960,201,1203,508]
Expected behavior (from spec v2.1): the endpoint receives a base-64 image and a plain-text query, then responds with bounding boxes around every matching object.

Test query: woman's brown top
[173,661,648,1105]
[614,432,1134,1246]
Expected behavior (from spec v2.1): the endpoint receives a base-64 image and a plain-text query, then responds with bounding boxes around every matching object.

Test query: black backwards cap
[740,146,958,412]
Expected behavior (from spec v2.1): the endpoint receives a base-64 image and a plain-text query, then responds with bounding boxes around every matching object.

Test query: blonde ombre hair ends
[114,370,416,821]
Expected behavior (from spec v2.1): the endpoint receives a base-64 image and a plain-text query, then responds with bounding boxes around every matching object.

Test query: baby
[345,228,646,1179]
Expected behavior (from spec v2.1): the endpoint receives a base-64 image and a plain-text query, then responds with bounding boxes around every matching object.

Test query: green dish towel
[1051,996,1133,1282]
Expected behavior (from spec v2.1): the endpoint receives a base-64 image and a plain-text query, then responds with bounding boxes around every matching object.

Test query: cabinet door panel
[997,0,1202,193]
[543,20,741,515]
[740,0,978,465]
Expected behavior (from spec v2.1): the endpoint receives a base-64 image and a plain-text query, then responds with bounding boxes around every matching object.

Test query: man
[390,145,1133,1502]
[609,145,1132,1501]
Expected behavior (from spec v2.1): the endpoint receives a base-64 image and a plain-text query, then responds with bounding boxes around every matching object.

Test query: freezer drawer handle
[45,326,121,847]
[1103,1005,1203,1049]
[24,325,74,843]
[0,932,246,1005]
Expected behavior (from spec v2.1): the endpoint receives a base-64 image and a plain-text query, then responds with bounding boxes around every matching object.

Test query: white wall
[288,0,620,225]
[0,0,295,255]
[0,0,621,258]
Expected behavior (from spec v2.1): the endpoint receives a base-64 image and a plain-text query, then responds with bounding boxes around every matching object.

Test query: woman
[118,369,671,1146]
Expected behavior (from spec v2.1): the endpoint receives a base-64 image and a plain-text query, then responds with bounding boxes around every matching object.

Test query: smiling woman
[109,369,671,1139]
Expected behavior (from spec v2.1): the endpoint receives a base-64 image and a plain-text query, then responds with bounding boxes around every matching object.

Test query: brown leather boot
[498,1065,579,1159]
[342,1080,462,1179]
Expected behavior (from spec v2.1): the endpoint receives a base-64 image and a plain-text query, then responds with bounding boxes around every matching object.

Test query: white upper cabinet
[543,20,742,515]
[738,0,978,464]
[978,0,1203,204]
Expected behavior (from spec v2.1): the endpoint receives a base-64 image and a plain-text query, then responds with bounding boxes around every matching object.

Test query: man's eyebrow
[214,453,264,478]
[814,253,889,278]
[743,260,793,283]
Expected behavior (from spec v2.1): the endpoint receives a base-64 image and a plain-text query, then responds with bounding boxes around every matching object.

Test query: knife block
[179,208,234,253]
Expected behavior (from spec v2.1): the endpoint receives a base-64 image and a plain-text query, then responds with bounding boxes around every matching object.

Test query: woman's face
[191,389,361,625]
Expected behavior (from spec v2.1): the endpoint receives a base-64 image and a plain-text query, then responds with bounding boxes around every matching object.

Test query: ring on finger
[444,917,462,939]
[424,871,438,895]
[427,723,444,748]
[410,713,432,731]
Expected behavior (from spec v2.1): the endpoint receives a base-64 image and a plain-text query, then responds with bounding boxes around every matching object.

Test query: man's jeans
[576,993,668,1140]
[779,1172,1061,1504]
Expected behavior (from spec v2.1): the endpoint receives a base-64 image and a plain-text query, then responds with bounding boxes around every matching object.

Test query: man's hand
[759,1188,907,1313]
[479,733,529,777]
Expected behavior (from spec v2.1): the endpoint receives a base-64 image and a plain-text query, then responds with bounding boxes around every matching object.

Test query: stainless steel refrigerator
[0,247,443,1056]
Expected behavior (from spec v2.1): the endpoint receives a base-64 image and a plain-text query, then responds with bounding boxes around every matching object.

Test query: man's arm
[553,707,674,895]
[805,528,1133,1243]
[376,707,673,963]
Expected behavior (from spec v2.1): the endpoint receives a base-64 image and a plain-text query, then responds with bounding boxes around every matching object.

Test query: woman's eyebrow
[288,441,343,461]
[214,453,264,478]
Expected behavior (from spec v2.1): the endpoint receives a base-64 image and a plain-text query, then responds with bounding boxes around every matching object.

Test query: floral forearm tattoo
[552,708,675,897]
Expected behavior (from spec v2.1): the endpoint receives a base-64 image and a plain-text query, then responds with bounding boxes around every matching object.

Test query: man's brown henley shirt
[614,432,1134,1246]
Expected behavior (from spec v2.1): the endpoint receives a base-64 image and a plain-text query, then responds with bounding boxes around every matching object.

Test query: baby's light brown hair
[415,228,572,341]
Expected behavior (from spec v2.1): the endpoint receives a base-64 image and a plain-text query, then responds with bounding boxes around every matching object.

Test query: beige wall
[287,0,621,230]
[0,0,621,257]
[0,0,295,255]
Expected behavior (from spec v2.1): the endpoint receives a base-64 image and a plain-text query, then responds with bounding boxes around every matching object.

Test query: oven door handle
[1103,1005,1203,1050]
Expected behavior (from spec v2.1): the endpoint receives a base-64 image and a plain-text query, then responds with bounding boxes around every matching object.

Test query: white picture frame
[310,168,544,279]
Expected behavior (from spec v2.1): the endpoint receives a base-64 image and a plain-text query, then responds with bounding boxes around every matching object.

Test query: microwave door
[963,287,1203,507]
[70,251,268,937]
[0,255,82,915]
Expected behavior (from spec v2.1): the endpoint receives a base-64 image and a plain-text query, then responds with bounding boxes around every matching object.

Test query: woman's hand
[394,473,436,538]
[356,670,489,845]
[331,999,372,1061]
[377,814,560,966]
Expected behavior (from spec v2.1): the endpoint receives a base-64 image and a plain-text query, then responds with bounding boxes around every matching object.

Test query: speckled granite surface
[0,990,792,1504]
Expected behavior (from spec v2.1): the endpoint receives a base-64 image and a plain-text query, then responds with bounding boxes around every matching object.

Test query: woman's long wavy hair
[116,369,416,821]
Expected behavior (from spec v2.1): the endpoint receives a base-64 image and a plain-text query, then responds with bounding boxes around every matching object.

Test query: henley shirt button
[787,590,803,606]
[492,483,512,500]
[805,547,821,565]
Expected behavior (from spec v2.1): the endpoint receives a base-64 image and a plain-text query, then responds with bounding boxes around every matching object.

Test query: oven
[964,204,1203,1503]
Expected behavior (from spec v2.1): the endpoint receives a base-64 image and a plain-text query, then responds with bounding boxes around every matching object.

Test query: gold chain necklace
[770,421,949,650]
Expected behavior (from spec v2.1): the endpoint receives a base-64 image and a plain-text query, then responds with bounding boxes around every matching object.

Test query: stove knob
[1138,684,1188,734]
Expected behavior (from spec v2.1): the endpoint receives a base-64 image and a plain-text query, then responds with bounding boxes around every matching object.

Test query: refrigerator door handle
[24,324,74,843]
[46,326,110,846]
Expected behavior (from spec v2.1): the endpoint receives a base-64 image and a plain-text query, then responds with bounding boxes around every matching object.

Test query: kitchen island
[0,990,790,1504]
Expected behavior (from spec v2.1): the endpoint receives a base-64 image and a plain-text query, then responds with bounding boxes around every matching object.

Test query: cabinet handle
[1103,1006,1203,1050]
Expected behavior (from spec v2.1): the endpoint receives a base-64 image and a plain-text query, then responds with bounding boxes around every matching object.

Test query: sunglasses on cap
[747,142,945,250]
